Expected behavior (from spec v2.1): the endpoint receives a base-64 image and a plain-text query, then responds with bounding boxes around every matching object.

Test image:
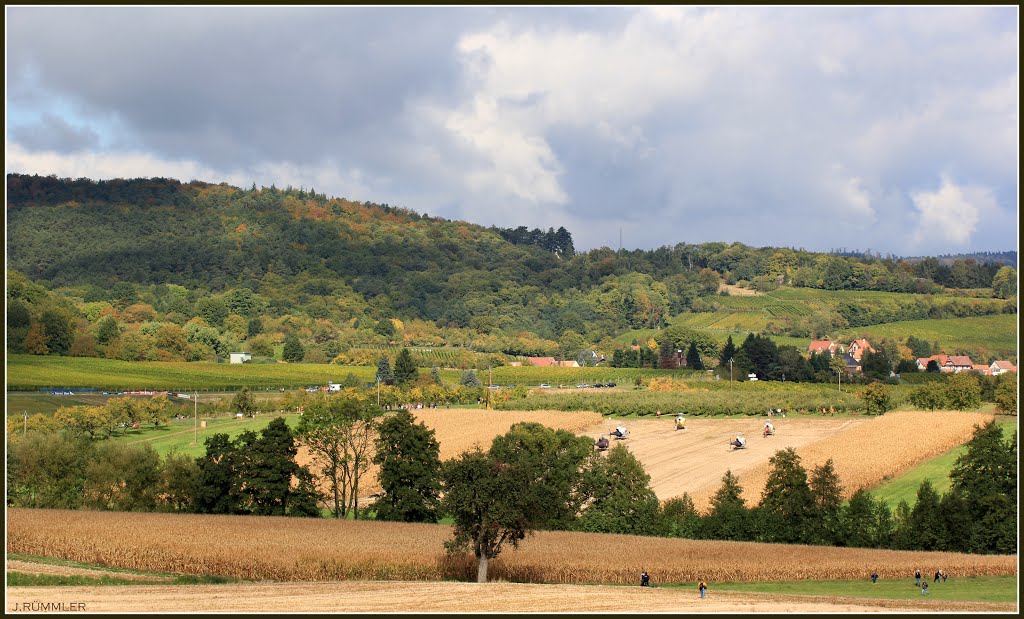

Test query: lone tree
[231,387,257,417]
[441,423,592,583]
[858,384,892,416]
[296,395,383,519]
[393,348,418,387]
[373,409,442,523]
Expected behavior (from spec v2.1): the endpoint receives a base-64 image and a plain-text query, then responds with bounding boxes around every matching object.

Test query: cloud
[5,6,1018,255]
[910,177,997,247]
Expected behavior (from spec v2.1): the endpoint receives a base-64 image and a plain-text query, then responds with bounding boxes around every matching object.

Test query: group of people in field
[638,571,708,599]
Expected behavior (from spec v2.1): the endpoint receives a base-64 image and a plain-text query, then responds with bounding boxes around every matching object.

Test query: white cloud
[910,176,997,247]
[4,143,381,202]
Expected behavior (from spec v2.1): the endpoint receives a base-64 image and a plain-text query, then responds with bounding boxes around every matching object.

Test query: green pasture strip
[866,418,1018,509]
[7,553,176,578]
[707,575,1017,604]
[108,413,302,458]
[835,314,1018,358]
[6,355,376,391]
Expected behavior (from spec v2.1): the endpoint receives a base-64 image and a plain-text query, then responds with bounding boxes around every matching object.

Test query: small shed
[229,352,252,364]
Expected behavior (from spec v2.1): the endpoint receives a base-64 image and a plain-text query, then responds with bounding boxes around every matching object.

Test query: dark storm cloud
[6,6,1018,255]
[9,113,100,153]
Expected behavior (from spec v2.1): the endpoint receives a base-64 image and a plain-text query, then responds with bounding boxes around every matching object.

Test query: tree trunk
[476,554,488,583]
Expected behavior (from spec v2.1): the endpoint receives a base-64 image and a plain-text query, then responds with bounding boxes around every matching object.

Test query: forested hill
[6,173,1017,358]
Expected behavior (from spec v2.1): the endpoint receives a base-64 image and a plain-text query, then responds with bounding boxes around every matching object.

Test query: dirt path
[6,581,1012,613]
[6,560,173,583]
[582,416,864,508]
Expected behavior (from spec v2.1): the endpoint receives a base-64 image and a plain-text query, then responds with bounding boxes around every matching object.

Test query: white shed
[229,352,252,364]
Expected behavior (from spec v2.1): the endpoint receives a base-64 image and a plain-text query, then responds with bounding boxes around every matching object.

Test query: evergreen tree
[873,500,895,549]
[283,332,304,362]
[842,488,878,548]
[809,459,844,545]
[194,433,243,514]
[890,499,914,550]
[376,355,395,386]
[949,422,1017,554]
[685,342,704,370]
[719,335,736,366]
[576,445,661,536]
[908,480,944,550]
[373,410,442,523]
[660,493,702,539]
[459,369,480,387]
[236,417,304,516]
[756,448,815,544]
[937,489,972,553]
[393,348,418,387]
[701,470,751,541]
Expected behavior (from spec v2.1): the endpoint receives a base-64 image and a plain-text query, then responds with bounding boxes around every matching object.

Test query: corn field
[7,509,1015,584]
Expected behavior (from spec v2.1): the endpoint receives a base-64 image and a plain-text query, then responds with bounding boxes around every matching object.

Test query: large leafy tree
[282,332,305,363]
[297,395,382,519]
[441,423,592,583]
[858,384,892,416]
[39,309,74,355]
[576,444,661,535]
[83,442,161,512]
[373,410,442,523]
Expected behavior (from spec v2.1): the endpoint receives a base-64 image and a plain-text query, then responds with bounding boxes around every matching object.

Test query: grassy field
[866,417,1018,509]
[107,413,303,458]
[710,575,1017,604]
[834,314,1018,358]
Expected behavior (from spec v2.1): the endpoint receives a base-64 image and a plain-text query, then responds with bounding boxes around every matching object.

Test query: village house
[916,354,975,373]
[842,353,861,373]
[808,340,839,355]
[972,364,991,376]
[989,360,1017,376]
[847,339,874,361]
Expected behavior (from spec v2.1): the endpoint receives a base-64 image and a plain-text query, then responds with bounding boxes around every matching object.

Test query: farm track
[5,581,1015,613]
[5,561,174,583]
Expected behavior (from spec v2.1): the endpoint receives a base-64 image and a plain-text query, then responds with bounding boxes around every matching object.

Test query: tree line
[7,391,1015,582]
[7,173,1017,368]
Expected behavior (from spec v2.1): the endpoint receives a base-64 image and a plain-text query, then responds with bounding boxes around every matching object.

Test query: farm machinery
[729,433,747,450]
[674,415,686,431]
[610,426,629,440]
[594,435,610,451]
[763,420,775,437]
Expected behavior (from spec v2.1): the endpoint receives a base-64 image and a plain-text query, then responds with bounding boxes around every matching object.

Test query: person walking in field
[914,568,922,587]
[940,569,947,583]
[934,570,941,583]
[698,580,708,599]
[871,572,878,584]
[921,582,929,595]
[640,571,650,587]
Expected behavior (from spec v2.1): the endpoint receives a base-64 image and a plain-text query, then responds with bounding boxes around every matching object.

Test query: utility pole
[24,411,28,435]
[729,358,734,382]
[377,378,381,406]
[836,369,842,392]
[193,391,198,446]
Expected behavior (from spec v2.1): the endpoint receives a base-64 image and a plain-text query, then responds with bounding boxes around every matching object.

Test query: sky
[5,5,1019,256]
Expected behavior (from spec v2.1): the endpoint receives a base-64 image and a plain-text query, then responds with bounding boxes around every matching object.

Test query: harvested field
[583,416,864,510]
[297,408,603,497]
[724,410,995,508]
[5,581,1016,613]
[595,411,994,511]
[8,509,1015,585]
